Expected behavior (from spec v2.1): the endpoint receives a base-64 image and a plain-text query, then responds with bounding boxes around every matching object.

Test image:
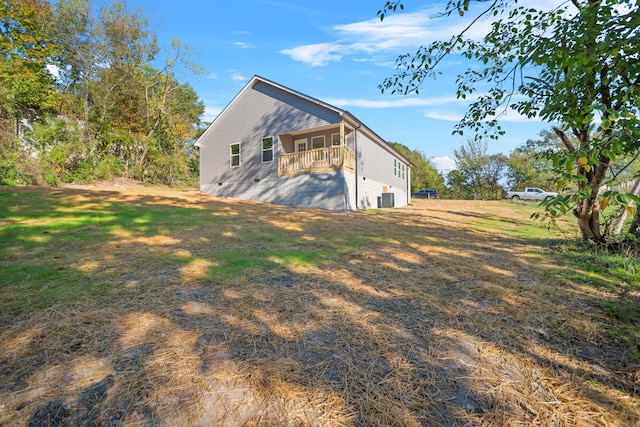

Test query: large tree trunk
[575,201,603,242]
[552,126,610,243]
[574,156,609,243]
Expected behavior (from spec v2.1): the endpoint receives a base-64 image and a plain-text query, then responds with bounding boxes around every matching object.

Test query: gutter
[407,167,411,206]
[354,124,361,210]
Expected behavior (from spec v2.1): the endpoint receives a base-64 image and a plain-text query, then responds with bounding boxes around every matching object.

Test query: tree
[388,141,445,193]
[454,139,486,200]
[446,169,472,199]
[447,139,507,200]
[485,153,507,199]
[378,0,640,243]
[505,130,557,191]
[50,0,202,184]
[0,0,59,133]
[1,0,205,186]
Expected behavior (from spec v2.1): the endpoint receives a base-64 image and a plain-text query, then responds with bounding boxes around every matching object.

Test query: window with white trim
[331,133,341,146]
[311,135,325,149]
[230,143,241,167]
[402,163,405,179]
[261,137,273,162]
[393,159,397,176]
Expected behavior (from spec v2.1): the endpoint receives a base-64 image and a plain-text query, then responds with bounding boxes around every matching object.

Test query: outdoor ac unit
[381,193,394,208]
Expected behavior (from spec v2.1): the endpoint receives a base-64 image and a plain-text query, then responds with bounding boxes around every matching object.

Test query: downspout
[354,124,361,210]
[407,165,411,206]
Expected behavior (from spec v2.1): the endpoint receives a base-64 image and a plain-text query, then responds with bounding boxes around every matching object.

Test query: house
[195,75,412,210]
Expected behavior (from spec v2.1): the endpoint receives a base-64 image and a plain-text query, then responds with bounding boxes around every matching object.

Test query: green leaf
[601,149,616,162]
[614,193,631,205]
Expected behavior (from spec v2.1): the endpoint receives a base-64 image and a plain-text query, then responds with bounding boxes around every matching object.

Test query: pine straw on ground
[1,186,639,426]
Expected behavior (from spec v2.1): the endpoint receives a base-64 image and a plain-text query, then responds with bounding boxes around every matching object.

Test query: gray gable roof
[195,75,411,166]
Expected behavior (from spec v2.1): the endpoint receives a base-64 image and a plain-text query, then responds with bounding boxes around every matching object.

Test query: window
[230,143,241,167]
[393,159,397,176]
[262,137,273,162]
[331,133,341,146]
[401,163,405,179]
[312,136,325,149]
[295,139,307,152]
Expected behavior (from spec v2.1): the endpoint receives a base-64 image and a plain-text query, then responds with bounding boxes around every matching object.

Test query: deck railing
[278,146,355,176]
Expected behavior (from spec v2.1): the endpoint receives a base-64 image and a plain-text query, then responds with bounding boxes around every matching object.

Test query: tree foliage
[505,130,557,191]
[449,139,506,199]
[378,0,640,242]
[0,0,204,186]
[388,141,445,193]
[0,0,59,129]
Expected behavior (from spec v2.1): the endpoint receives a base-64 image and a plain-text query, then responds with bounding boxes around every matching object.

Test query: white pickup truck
[505,187,558,201]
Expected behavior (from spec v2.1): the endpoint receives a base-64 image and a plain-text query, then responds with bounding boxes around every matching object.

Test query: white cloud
[279,9,477,66]
[280,13,436,66]
[234,41,253,49]
[229,70,247,81]
[424,110,463,121]
[280,0,571,67]
[334,12,437,51]
[207,72,218,80]
[424,105,547,123]
[431,156,456,172]
[327,95,461,109]
[279,42,344,67]
[328,92,543,126]
[202,106,223,123]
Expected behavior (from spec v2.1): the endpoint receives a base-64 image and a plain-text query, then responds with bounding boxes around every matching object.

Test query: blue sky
[132,0,556,172]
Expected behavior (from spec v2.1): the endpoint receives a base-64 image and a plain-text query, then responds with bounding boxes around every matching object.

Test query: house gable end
[195,75,345,148]
[197,75,346,188]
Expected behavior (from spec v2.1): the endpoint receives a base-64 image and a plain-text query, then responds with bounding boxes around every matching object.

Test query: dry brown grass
[1,186,639,426]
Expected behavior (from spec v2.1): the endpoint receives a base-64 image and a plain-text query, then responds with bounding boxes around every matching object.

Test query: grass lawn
[0,185,638,426]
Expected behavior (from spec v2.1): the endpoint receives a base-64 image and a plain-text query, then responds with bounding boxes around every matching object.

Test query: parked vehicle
[412,189,440,199]
[505,187,557,201]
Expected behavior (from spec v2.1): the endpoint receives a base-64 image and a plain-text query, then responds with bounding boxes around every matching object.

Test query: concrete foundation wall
[202,170,356,211]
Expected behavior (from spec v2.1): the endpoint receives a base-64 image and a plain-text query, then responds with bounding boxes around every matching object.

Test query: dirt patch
[1,186,638,426]
[63,177,164,189]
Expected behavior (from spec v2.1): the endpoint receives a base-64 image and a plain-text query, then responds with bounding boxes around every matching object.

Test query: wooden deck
[278,146,355,176]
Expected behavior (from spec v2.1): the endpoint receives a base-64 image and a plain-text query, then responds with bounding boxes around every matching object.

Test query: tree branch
[603,149,640,186]
[552,126,576,152]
